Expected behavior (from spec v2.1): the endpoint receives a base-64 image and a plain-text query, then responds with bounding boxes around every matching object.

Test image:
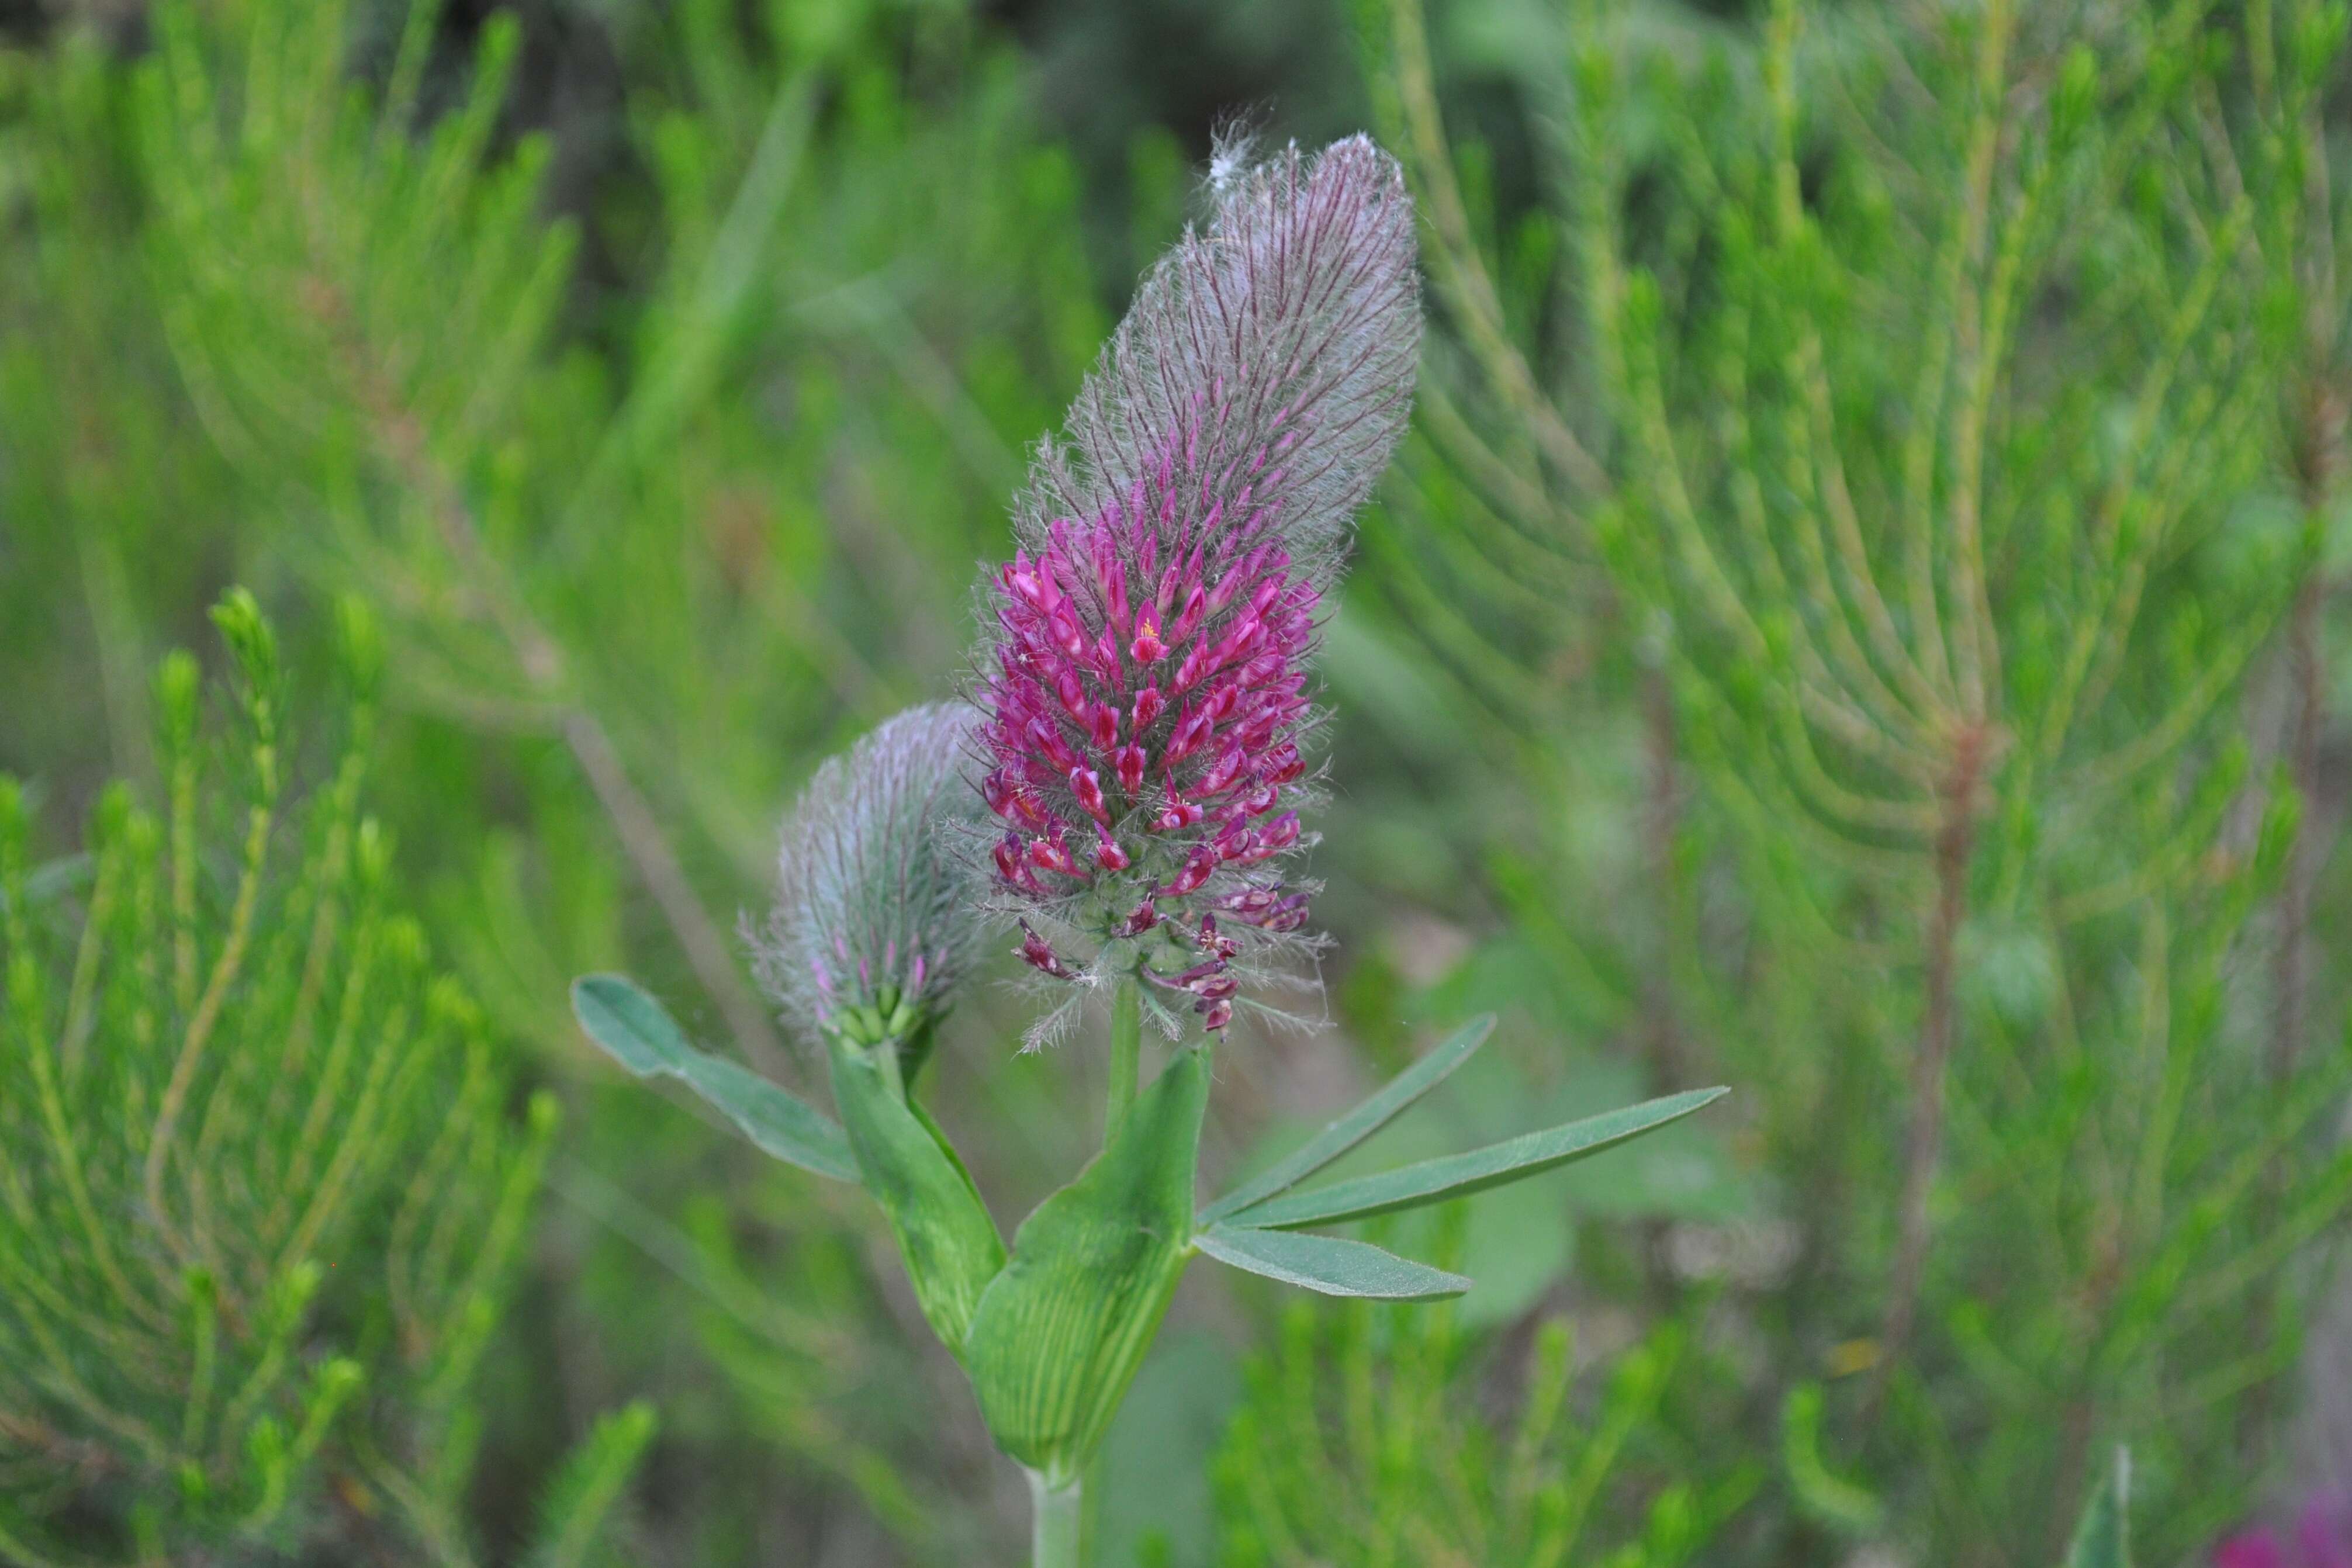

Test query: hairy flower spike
[755,704,990,1047]
[971,137,1417,1025]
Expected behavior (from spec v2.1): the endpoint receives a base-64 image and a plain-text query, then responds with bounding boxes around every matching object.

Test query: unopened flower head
[974,134,1419,1029]
[757,703,990,1048]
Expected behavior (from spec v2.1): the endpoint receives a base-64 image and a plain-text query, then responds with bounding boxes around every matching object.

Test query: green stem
[1029,1468,1084,1568]
[1105,977,1140,1141]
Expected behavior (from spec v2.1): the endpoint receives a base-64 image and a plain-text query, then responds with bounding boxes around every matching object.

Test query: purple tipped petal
[1019,921,1077,981]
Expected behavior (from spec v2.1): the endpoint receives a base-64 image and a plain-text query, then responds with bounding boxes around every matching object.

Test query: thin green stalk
[1105,977,1140,1141]
[1029,1469,1084,1568]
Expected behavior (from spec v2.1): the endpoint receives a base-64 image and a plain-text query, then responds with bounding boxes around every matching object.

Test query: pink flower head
[2217,1494,2352,1568]
[973,135,1419,1028]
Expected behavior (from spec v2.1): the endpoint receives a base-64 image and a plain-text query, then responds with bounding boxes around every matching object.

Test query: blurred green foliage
[0,594,649,1561]
[1350,0,2352,1560]
[1,0,2347,1561]
[1213,1216,1759,1568]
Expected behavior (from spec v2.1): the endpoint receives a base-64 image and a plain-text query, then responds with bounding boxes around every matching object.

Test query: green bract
[571,977,1726,1517]
[828,1035,1006,1352]
[965,1044,1209,1480]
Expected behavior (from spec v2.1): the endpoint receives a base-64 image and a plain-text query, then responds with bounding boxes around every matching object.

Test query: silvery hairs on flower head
[972,132,1420,1040]
[754,702,991,1048]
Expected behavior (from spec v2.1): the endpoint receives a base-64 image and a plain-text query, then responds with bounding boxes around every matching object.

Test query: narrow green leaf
[1198,1013,1495,1224]
[569,974,854,1182]
[2063,1449,2131,1568]
[827,1040,1006,1355]
[965,1047,1212,1482]
[1227,1086,1730,1231]
[1195,1226,1470,1300]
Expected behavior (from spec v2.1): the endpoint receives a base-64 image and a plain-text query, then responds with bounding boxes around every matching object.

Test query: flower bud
[1019,921,1077,981]
[755,704,990,1047]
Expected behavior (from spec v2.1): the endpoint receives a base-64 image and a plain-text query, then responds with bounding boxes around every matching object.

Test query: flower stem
[1105,977,1141,1140]
[1029,1469,1084,1568]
